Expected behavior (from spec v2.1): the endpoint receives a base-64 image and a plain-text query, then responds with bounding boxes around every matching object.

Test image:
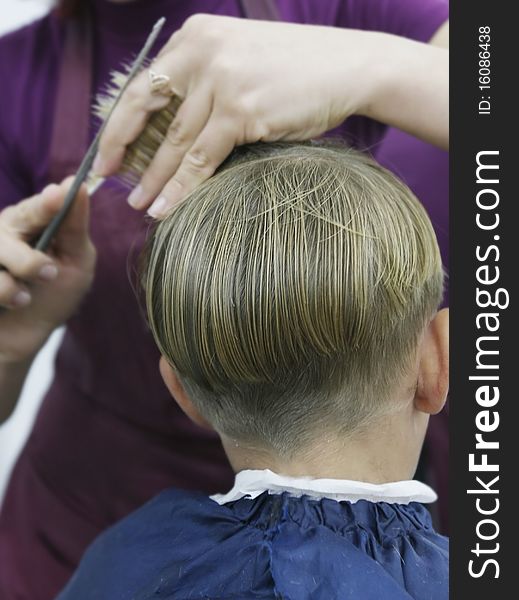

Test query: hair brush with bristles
[87,67,183,193]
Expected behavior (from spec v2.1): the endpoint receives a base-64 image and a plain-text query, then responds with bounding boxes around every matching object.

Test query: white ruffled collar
[211,469,437,506]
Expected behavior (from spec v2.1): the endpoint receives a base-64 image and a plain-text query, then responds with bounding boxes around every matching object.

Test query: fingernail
[147,196,169,218]
[41,183,59,195]
[12,290,31,307]
[39,264,59,281]
[93,152,106,176]
[128,185,147,209]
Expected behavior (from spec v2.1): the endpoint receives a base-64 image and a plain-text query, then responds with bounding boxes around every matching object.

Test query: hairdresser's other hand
[95,15,448,217]
[0,178,95,365]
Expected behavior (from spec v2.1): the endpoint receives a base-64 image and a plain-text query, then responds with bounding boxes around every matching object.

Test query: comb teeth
[87,67,182,192]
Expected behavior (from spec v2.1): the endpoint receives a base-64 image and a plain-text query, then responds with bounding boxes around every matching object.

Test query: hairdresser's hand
[95,15,448,217]
[0,178,96,365]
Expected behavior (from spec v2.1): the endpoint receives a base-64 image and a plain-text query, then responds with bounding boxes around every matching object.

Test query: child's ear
[159,356,214,430]
[414,308,449,415]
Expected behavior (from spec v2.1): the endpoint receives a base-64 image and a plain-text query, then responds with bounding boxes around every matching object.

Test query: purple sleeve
[0,132,32,211]
[0,16,61,210]
[0,29,32,210]
[334,0,449,42]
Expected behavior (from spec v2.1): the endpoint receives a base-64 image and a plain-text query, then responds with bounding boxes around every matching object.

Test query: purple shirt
[0,1,448,598]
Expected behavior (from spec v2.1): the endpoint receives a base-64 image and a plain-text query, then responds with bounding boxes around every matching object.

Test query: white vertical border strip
[0,0,53,36]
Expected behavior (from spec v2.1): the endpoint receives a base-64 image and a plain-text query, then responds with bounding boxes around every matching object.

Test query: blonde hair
[144,143,443,456]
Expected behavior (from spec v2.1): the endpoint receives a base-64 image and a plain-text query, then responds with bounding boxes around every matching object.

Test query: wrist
[324,29,400,125]
[0,348,38,369]
[0,319,53,367]
[356,33,448,147]
[352,31,407,120]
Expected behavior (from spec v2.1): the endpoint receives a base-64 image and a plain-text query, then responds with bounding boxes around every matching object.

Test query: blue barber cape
[58,488,448,599]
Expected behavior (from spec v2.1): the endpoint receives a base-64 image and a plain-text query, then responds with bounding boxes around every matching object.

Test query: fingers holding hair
[95,54,188,178]
[148,112,238,218]
[127,88,213,210]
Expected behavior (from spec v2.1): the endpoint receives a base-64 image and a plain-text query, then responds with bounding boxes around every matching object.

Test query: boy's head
[143,143,447,466]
